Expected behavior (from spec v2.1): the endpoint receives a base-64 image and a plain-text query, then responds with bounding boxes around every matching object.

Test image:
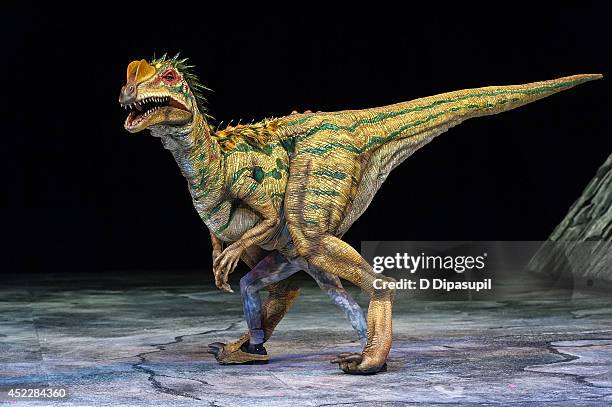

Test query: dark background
[4,5,610,274]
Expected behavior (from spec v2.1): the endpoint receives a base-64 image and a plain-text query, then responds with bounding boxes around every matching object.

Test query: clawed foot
[330,352,387,374]
[207,340,270,365]
[207,342,226,358]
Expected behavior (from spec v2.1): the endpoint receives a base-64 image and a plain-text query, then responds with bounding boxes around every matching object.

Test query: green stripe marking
[313,169,347,180]
[306,188,340,197]
[295,78,585,157]
[286,78,583,141]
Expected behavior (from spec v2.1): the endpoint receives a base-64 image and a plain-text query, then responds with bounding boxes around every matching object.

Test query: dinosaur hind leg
[239,252,301,346]
[262,279,301,341]
[211,279,300,357]
[244,247,365,344]
[306,266,367,346]
[296,233,395,374]
[208,250,300,363]
[285,152,395,374]
[238,246,300,348]
[242,247,302,343]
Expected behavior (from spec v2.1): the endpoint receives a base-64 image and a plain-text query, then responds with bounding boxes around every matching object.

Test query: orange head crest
[126,59,156,84]
[119,55,206,133]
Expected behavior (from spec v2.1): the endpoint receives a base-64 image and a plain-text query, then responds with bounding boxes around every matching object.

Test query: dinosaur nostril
[119,84,137,105]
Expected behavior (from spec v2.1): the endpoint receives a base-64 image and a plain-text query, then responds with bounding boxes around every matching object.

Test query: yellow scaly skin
[119,56,601,374]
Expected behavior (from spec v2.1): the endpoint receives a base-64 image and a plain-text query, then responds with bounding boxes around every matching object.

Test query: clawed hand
[213,243,244,292]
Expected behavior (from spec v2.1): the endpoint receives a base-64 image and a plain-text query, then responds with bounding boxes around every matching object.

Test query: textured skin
[119,59,601,374]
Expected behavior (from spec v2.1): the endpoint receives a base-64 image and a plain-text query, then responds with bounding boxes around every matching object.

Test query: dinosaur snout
[119,83,137,105]
[119,59,156,106]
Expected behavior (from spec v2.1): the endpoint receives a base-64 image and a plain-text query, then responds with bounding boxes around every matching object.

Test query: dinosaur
[119,54,601,374]
[119,56,367,365]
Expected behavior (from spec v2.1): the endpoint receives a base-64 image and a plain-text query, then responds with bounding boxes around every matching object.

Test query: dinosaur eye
[160,69,179,84]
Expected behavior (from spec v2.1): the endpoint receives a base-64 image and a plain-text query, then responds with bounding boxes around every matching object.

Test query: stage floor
[1,272,612,406]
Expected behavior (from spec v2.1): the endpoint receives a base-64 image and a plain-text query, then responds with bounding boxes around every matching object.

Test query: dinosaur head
[119,55,209,133]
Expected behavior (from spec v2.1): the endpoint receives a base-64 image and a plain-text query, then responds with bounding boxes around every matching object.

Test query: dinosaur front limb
[213,178,281,292]
[210,230,223,260]
[209,230,227,288]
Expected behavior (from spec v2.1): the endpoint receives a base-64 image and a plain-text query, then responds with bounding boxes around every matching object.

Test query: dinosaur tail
[335,74,602,235]
[353,74,602,145]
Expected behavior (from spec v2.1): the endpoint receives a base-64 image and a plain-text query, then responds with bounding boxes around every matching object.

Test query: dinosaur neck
[152,112,225,212]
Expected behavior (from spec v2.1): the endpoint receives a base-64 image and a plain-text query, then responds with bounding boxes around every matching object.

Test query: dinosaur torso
[156,115,296,251]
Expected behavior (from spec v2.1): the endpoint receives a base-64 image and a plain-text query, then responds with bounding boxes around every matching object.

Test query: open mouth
[122,96,190,129]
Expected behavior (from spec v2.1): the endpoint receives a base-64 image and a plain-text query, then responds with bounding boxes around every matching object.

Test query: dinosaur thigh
[284,148,361,241]
[285,149,394,374]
